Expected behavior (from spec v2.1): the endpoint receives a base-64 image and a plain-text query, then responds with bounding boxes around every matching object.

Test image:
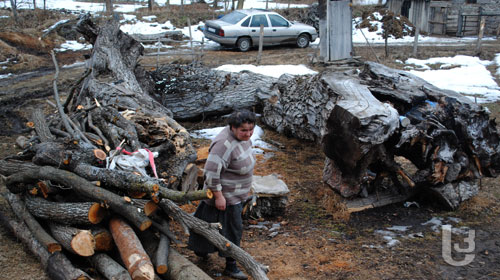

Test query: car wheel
[296,34,310,48]
[237,37,251,52]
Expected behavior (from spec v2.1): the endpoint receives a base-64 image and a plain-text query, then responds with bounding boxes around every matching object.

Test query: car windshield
[220,11,247,24]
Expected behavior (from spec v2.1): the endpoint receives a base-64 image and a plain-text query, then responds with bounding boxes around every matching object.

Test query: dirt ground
[1,7,500,280]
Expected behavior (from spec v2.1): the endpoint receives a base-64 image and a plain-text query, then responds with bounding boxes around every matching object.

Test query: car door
[249,14,273,46]
[268,14,296,45]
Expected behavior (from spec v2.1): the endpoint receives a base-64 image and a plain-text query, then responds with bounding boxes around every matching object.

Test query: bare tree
[32,0,35,9]
[105,0,112,14]
[148,0,153,11]
[10,0,18,23]
[236,0,243,9]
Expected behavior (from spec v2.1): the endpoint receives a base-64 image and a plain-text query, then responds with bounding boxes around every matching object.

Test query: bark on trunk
[155,220,170,274]
[110,217,155,280]
[91,253,132,280]
[152,64,276,120]
[25,195,106,225]
[32,108,55,143]
[166,248,213,280]
[261,61,500,208]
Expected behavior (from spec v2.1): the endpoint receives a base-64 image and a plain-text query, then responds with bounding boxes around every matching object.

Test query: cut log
[5,165,152,231]
[109,217,155,280]
[91,226,114,251]
[155,220,170,274]
[90,253,132,280]
[32,108,55,143]
[3,191,61,253]
[180,163,198,192]
[132,199,159,216]
[25,195,107,225]
[0,209,90,280]
[49,222,95,257]
[166,248,213,280]
[159,199,269,280]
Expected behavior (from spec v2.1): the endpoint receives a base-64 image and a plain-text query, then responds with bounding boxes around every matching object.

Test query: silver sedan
[203,9,318,52]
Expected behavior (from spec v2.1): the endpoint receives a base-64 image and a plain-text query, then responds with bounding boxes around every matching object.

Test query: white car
[203,9,318,52]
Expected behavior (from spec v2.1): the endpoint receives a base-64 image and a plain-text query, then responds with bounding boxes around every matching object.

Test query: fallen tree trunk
[152,64,276,120]
[25,195,106,225]
[261,62,500,209]
[110,217,155,280]
[49,222,95,257]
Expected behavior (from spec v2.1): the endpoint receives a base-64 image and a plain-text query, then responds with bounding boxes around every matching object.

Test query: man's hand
[213,191,226,211]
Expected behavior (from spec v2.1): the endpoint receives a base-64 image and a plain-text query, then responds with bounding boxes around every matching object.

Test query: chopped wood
[155,220,170,274]
[110,217,155,280]
[49,222,95,257]
[0,207,90,280]
[25,195,107,225]
[32,108,55,143]
[5,165,152,231]
[165,248,212,280]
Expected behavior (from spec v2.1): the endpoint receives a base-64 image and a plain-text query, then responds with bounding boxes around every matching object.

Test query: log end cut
[71,230,95,257]
[47,243,63,253]
[143,201,158,216]
[156,264,168,275]
[130,261,155,280]
[88,203,107,224]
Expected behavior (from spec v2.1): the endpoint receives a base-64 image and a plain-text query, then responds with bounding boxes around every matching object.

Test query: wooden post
[475,16,486,56]
[257,24,264,65]
[265,0,268,10]
[187,18,195,62]
[156,37,160,70]
[412,26,420,57]
[456,8,463,37]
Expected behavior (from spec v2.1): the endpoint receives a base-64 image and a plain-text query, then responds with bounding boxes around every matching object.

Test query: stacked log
[0,14,268,280]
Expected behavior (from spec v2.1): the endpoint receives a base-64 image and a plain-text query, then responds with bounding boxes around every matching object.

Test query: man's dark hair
[227,109,256,128]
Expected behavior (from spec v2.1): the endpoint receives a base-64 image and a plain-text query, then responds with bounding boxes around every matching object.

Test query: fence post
[257,24,264,65]
[475,16,486,56]
[187,18,195,62]
[412,26,420,57]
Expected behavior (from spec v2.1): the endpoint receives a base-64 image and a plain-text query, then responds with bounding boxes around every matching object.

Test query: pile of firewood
[0,14,269,280]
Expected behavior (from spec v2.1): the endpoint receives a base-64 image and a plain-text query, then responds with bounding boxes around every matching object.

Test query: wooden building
[386,0,500,36]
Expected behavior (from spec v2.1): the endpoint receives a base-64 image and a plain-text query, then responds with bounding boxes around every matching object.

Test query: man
[188,109,256,280]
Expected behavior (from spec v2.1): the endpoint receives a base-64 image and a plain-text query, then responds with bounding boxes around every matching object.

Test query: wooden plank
[327,0,352,61]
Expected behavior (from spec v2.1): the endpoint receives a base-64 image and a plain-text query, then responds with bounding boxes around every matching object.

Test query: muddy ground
[1,9,500,280]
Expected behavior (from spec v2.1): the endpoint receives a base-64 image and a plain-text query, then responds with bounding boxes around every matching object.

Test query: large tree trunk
[152,64,276,120]
[261,61,500,209]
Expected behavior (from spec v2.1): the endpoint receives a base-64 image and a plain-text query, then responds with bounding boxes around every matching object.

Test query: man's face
[231,122,255,141]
